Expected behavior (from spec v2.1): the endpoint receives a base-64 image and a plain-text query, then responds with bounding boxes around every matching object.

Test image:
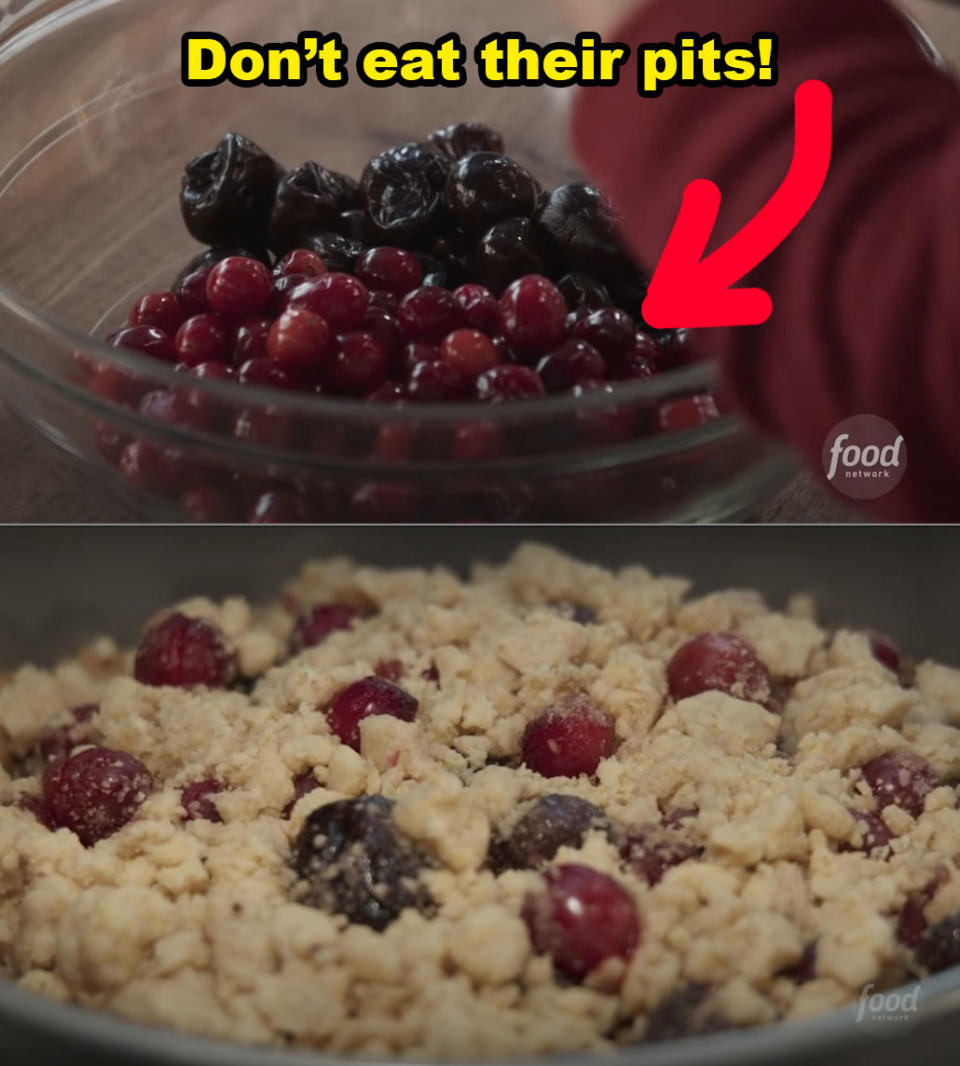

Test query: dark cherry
[180,132,282,247]
[537,340,606,392]
[472,217,545,295]
[361,143,449,246]
[657,394,721,433]
[181,778,225,823]
[287,273,369,333]
[292,795,432,929]
[337,208,372,242]
[414,251,449,288]
[536,183,633,280]
[490,794,608,872]
[453,283,500,333]
[273,249,327,278]
[499,275,567,359]
[440,329,500,380]
[42,747,153,846]
[645,984,728,1042]
[327,676,418,751]
[475,364,546,403]
[355,247,423,295]
[398,286,463,342]
[860,751,937,818]
[427,122,505,161]
[303,232,366,274]
[129,292,187,335]
[205,256,271,317]
[407,359,468,402]
[291,603,368,652]
[174,314,232,366]
[556,272,612,311]
[916,914,960,973]
[521,694,615,778]
[327,333,389,396]
[522,863,641,982]
[37,704,98,763]
[134,611,236,689]
[667,633,772,704]
[570,307,636,359]
[110,325,176,363]
[620,823,703,885]
[445,153,538,234]
[268,162,359,254]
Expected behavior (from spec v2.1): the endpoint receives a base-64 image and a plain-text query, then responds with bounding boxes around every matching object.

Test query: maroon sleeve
[571,0,960,521]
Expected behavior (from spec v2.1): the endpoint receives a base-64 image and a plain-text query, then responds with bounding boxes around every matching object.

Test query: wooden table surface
[0,0,953,524]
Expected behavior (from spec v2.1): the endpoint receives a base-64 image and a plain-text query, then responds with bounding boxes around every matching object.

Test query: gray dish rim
[3,964,960,1065]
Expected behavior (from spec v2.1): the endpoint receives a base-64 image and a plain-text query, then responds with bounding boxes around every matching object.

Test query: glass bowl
[0,0,794,522]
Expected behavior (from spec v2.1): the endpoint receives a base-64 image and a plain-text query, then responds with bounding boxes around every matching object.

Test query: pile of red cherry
[74,126,722,519]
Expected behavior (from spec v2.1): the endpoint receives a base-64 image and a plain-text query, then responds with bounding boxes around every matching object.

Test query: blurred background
[0,524,955,667]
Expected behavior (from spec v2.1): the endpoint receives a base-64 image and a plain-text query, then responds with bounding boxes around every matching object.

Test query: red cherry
[440,329,501,380]
[355,247,423,295]
[667,633,771,704]
[860,751,937,817]
[521,694,615,778]
[523,864,640,982]
[129,292,187,335]
[181,778,225,822]
[42,747,153,846]
[287,273,370,333]
[291,604,368,652]
[498,275,566,358]
[134,612,236,689]
[327,676,419,751]
[205,257,271,317]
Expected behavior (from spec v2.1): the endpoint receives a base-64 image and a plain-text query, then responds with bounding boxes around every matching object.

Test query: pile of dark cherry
[96,126,713,443]
[11,603,960,1018]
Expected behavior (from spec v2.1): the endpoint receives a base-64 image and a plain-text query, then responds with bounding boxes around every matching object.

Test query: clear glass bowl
[0,0,794,522]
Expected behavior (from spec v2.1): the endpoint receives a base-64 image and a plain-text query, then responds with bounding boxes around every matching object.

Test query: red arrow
[641,79,833,330]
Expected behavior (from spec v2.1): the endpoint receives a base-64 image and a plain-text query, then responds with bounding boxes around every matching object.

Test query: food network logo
[822,415,907,501]
[855,981,922,1036]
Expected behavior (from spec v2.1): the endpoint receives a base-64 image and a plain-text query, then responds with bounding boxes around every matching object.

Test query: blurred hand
[557,0,653,35]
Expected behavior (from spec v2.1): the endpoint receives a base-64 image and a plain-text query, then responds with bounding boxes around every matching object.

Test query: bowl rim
[0,0,720,430]
[2,966,959,1066]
